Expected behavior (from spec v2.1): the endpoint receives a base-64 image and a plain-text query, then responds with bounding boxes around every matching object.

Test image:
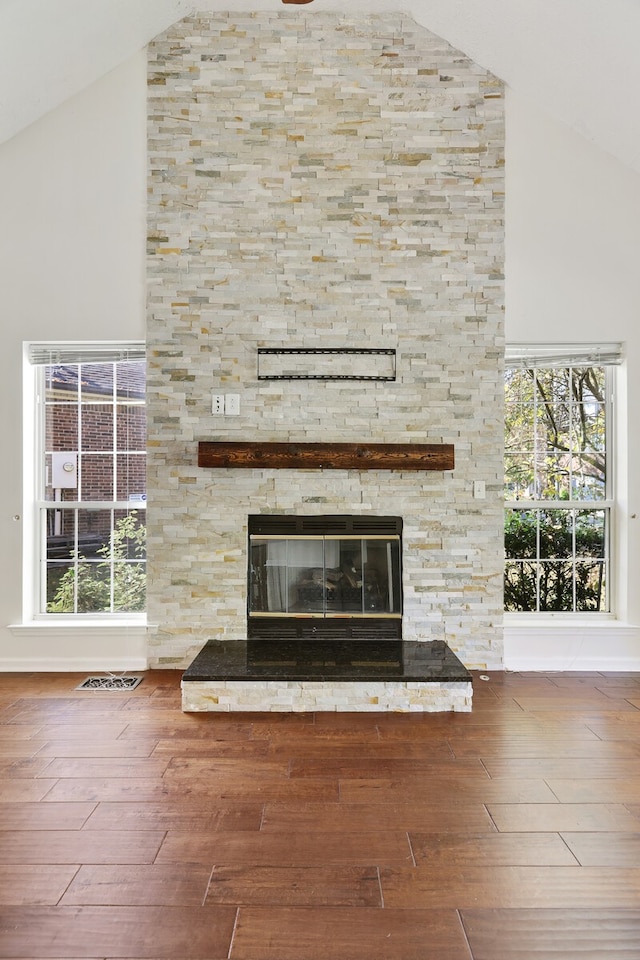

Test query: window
[27,343,146,616]
[504,344,621,614]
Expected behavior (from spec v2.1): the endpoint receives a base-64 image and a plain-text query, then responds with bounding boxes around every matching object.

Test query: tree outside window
[504,365,610,613]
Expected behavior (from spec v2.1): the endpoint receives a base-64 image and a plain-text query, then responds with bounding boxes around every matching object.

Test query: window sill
[9,617,147,635]
[503,613,638,630]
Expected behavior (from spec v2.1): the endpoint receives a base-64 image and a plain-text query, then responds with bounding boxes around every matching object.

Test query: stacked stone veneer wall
[146,12,505,672]
[182,680,473,714]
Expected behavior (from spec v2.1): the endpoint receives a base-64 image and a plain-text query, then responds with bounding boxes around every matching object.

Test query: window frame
[24,342,146,621]
[504,355,617,617]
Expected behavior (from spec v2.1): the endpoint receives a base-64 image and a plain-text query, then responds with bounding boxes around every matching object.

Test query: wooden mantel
[198,441,454,471]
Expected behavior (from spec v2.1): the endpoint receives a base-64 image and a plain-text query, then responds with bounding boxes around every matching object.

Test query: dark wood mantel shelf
[198,441,454,471]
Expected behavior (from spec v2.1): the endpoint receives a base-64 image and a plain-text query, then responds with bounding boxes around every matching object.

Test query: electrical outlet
[225,394,240,416]
[473,480,486,499]
[212,394,224,415]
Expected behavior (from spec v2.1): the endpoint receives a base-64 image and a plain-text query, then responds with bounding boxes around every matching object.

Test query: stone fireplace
[146,12,505,710]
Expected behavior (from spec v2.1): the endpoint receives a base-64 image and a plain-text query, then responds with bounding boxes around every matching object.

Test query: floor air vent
[75,675,143,691]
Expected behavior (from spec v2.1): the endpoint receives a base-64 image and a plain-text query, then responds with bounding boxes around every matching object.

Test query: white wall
[504,88,640,670]
[0,52,148,670]
[0,54,638,672]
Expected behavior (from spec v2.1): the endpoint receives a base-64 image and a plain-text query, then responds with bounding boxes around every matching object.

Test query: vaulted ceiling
[1,0,639,173]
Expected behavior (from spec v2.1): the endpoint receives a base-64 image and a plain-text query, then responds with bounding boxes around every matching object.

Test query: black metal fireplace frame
[247,514,403,640]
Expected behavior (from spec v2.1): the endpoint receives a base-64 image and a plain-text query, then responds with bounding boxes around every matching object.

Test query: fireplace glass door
[250,535,401,617]
[248,515,402,639]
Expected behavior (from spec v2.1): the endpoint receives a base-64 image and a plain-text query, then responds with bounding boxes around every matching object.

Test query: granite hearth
[181,638,473,712]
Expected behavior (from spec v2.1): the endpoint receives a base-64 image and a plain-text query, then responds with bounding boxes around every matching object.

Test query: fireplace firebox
[248,515,402,640]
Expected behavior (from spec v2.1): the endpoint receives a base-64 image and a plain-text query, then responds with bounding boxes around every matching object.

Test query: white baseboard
[2,621,638,674]
[504,621,640,672]
[0,657,148,673]
[1,621,148,672]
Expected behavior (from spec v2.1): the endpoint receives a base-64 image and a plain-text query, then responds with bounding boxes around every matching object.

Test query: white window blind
[27,342,145,365]
[505,342,623,368]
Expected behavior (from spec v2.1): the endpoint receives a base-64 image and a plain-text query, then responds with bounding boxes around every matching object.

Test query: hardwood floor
[0,669,640,958]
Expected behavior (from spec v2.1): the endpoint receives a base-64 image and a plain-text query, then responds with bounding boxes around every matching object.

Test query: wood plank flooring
[0,669,640,958]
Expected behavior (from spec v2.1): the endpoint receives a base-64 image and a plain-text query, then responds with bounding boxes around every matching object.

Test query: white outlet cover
[473,480,486,499]
[225,394,240,416]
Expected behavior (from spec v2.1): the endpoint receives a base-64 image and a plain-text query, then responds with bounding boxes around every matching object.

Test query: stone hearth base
[182,678,472,712]
[181,639,473,713]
